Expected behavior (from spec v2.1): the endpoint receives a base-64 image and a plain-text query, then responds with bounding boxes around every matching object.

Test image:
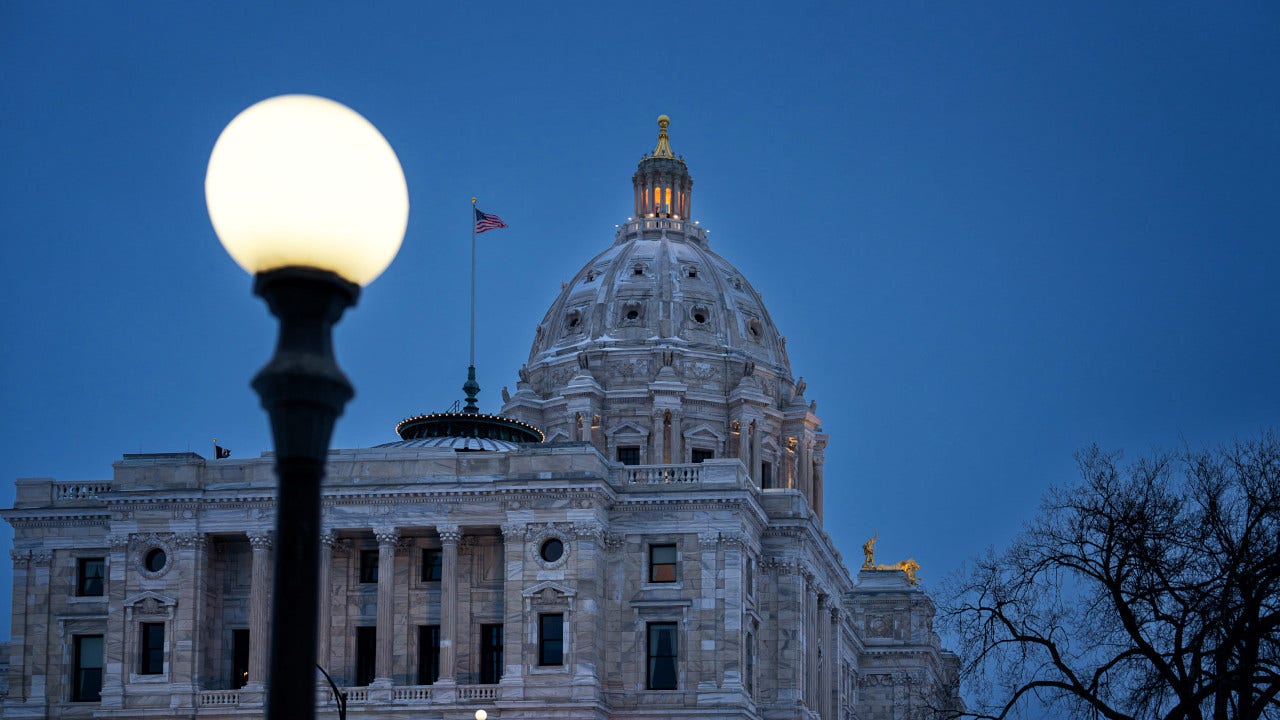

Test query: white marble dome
[502,117,824,493]
[525,220,793,378]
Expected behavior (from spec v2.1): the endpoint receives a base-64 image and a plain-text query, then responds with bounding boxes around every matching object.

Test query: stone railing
[52,481,112,502]
[345,688,370,702]
[392,685,433,701]
[614,217,709,244]
[197,690,239,706]
[621,459,748,489]
[458,685,498,700]
[625,463,702,484]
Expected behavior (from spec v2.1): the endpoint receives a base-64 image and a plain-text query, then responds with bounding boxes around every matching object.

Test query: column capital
[174,532,207,550]
[437,525,462,544]
[9,549,31,568]
[373,527,400,547]
[106,534,130,552]
[499,522,526,540]
[320,529,339,547]
[247,530,272,550]
[31,550,52,567]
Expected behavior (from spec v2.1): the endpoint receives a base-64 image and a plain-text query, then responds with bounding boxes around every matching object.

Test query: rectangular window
[72,634,103,702]
[479,624,503,684]
[691,448,714,463]
[355,626,377,686]
[538,613,564,666]
[761,461,773,489]
[232,629,250,689]
[649,544,677,583]
[139,622,164,675]
[77,558,105,597]
[617,446,641,466]
[359,549,379,584]
[418,625,440,685]
[647,622,678,690]
[422,548,442,582]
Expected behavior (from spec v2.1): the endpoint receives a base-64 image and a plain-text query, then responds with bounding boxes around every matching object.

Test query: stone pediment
[522,580,576,609]
[124,591,177,620]
[682,422,725,442]
[605,421,649,438]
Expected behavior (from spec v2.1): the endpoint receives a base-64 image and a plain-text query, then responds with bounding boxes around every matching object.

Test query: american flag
[474,207,508,234]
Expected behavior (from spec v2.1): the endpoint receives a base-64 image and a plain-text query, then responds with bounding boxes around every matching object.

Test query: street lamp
[206,94,408,720]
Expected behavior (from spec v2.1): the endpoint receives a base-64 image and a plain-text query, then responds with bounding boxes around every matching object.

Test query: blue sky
[2,1,1277,650]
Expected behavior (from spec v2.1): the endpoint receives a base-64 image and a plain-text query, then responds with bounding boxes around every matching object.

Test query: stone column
[653,411,667,464]
[99,536,129,707]
[720,534,746,695]
[316,531,336,676]
[436,525,461,690]
[498,523,526,699]
[696,531,720,691]
[173,533,208,700]
[771,560,803,704]
[7,550,30,703]
[23,550,53,710]
[570,522,605,700]
[827,605,841,720]
[372,527,399,687]
[750,421,762,483]
[669,410,683,463]
[245,530,272,693]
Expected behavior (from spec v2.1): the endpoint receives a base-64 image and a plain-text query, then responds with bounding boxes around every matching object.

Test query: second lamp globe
[205,94,409,286]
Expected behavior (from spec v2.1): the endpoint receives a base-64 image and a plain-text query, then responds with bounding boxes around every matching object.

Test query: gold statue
[862,531,922,585]
[875,558,922,585]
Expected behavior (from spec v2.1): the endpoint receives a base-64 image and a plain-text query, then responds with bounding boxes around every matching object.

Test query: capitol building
[2,118,961,719]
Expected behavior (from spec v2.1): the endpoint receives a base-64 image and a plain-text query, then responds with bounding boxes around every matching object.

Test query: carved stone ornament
[373,527,400,547]
[437,525,462,544]
[107,534,130,552]
[173,532,207,550]
[246,530,272,551]
[9,549,31,568]
[499,522,527,540]
[124,591,177,621]
[603,533,626,552]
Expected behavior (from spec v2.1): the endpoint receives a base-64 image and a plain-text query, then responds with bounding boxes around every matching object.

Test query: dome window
[686,266,698,278]
[632,265,645,277]
[691,306,710,325]
[748,318,763,340]
[621,301,645,325]
[565,310,583,333]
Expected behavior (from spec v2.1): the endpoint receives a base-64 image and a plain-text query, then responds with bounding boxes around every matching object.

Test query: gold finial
[471,197,477,204]
[862,531,877,569]
[653,114,675,159]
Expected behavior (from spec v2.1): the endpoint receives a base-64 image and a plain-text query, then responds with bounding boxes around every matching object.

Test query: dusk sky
[2,3,1277,640]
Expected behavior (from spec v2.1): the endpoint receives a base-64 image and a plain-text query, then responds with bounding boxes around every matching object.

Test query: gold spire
[652,114,675,159]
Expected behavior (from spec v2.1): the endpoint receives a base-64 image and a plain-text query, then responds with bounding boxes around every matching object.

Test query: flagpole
[470,197,477,369]
[464,197,480,413]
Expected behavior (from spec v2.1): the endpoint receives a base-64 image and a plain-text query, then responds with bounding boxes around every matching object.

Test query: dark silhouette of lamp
[206,94,408,720]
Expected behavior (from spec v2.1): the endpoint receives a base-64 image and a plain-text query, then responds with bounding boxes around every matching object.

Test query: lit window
[72,635,103,702]
[77,558,104,597]
[422,549,442,582]
[539,614,564,666]
[359,550,379,584]
[649,544,677,583]
[647,622,678,690]
[139,623,164,675]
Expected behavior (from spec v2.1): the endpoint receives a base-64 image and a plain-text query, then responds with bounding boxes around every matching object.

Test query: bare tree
[942,431,1280,720]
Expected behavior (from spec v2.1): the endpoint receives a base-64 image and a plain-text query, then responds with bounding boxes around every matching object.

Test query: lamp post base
[251,267,359,720]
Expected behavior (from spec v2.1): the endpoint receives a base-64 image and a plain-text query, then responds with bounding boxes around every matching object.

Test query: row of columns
[244,523,465,690]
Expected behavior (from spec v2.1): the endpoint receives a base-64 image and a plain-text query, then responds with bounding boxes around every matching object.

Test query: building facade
[3,118,961,720]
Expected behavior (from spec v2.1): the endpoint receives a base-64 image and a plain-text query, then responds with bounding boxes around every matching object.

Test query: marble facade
[3,117,961,719]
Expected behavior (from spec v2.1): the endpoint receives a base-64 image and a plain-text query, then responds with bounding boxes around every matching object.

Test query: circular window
[693,312,707,324]
[540,538,564,563]
[144,548,167,573]
[626,310,639,320]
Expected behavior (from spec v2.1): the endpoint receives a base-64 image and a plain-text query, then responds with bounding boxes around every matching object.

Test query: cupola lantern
[632,114,693,219]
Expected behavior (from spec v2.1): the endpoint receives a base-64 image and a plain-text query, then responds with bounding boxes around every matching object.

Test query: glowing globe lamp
[206,94,408,286]
[205,94,407,720]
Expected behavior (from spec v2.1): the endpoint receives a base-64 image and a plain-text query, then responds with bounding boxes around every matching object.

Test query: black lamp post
[206,94,409,720]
